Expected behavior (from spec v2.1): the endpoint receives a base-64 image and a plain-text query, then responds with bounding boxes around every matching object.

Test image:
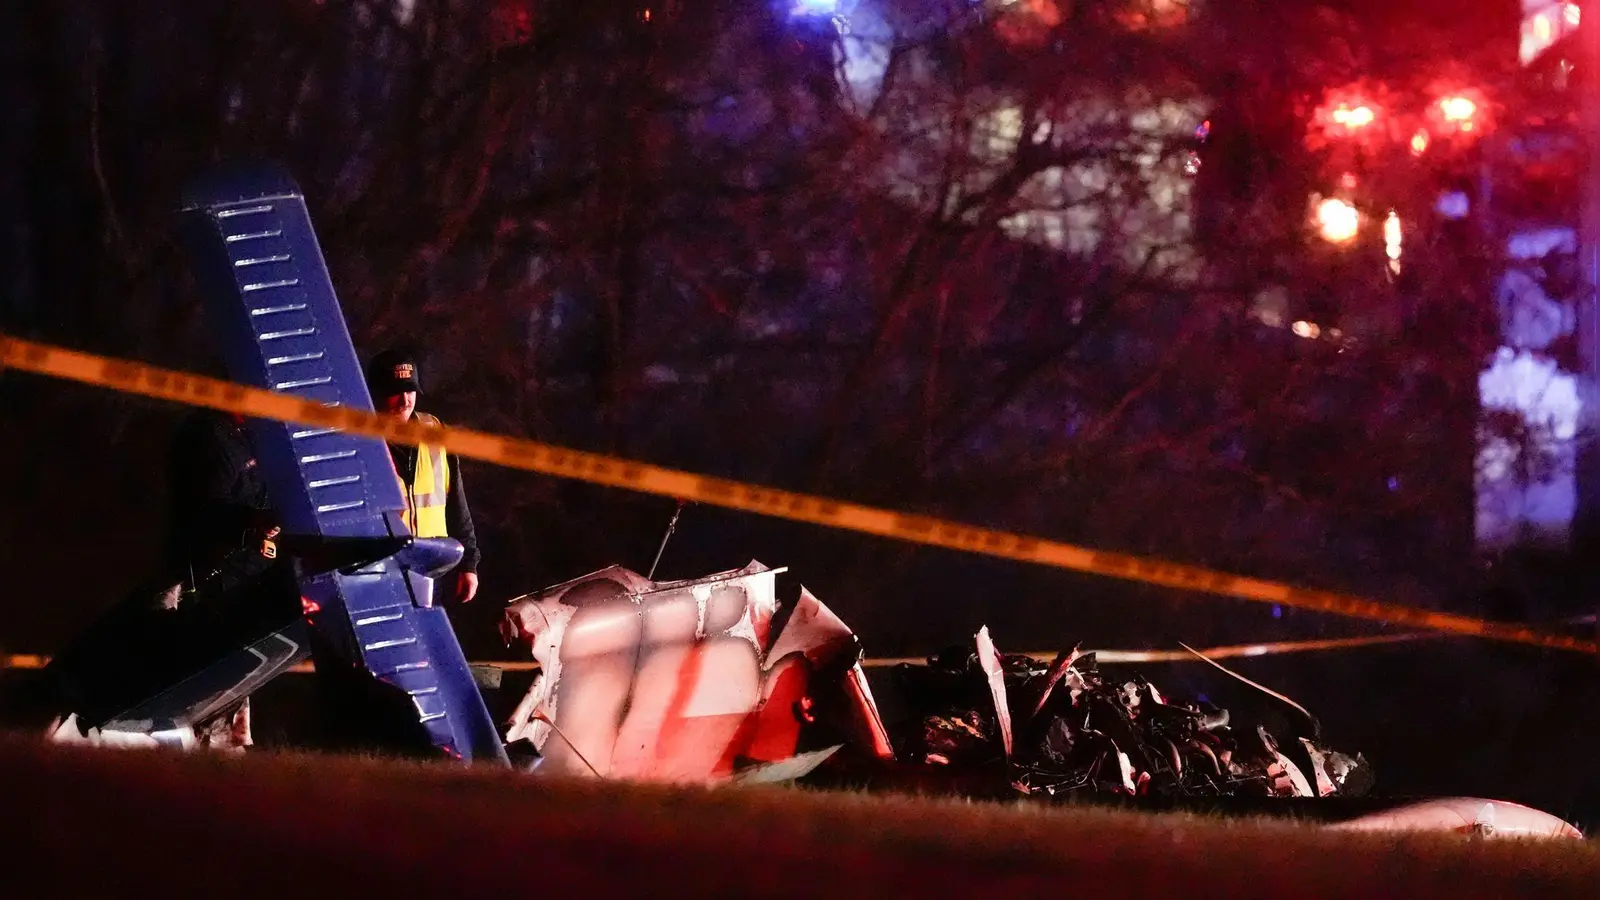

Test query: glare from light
[1439,95,1477,123]
[1522,4,1580,65]
[1292,320,1322,339]
[1339,172,1358,189]
[1331,104,1376,129]
[1384,210,1403,274]
[1383,210,1402,261]
[1411,129,1429,155]
[1316,197,1360,243]
[790,0,839,15]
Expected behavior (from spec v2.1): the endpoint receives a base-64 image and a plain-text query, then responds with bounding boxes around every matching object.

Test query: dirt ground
[1,735,1595,900]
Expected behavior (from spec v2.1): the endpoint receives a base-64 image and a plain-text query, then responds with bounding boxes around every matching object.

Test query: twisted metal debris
[882,627,1373,800]
[494,562,1581,837]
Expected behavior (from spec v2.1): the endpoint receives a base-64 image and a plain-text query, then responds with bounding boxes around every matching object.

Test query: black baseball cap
[365,348,421,397]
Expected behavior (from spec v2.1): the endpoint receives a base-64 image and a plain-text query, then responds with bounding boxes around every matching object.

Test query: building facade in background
[1474,1,1587,553]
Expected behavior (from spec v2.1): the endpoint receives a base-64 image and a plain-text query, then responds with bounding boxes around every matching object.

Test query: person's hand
[455,570,479,604]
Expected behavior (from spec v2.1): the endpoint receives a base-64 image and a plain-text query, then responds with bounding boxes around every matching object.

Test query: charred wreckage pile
[496,560,1373,804]
[881,632,1372,801]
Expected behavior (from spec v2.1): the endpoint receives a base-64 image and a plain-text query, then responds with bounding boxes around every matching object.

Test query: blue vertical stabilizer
[176,162,507,764]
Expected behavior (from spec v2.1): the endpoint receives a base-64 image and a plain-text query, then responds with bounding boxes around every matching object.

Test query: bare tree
[0,0,1520,654]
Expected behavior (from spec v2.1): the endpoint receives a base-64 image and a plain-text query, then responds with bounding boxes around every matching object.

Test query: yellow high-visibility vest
[398,411,450,538]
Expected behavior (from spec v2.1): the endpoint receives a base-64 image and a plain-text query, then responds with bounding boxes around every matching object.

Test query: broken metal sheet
[739,654,813,764]
[1328,798,1585,839]
[608,635,762,781]
[974,626,1013,761]
[1027,646,1081,722]
[730,745,844,785]
[47,714,196,752]
[762,586,852,668]
[500,562,882,783]
[842,659,897,761]
[654,564,782,652]
[1114,747,1137,794]
[502,562,772,780]
[1299,738,1337,797]
[1269,751,1314,798]
[738,586,894,764]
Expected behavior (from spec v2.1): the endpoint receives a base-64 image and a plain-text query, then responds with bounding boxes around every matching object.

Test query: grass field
[1,734,1595,899]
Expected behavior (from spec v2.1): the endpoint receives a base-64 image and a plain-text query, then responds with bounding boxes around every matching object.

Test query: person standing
[364,348,480,603]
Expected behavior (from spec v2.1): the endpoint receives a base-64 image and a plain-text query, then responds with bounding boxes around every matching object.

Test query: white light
[1481,347,1582,441]
[1316,197,1360,243]
[1507,226,1577,260]
[1521,4,1577,66]
[1523,6,1561,65]
[1439,95,1477,123]
[1331,104,1376,128]
[1384,210,1402,274]
[790,0,839,15]
[1292,320,1322,339]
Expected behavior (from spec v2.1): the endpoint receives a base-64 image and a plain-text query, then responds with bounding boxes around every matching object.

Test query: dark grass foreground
[1,735,1595,900]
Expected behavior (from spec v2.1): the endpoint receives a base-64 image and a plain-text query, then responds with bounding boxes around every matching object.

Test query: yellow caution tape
[2,333,1595,655]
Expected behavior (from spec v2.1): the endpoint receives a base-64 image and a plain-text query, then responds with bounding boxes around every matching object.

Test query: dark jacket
[162,410,277,589]
[386,433,480,575]
[46,411,288,724]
